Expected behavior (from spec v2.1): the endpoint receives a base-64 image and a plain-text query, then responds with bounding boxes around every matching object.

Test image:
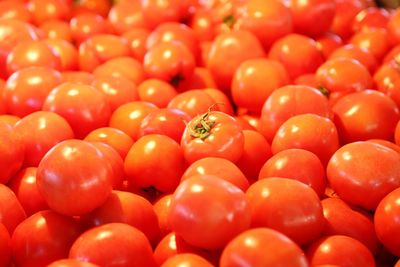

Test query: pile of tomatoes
[2,0,400,266]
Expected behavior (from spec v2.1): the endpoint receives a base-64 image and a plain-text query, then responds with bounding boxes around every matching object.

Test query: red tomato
[0,184,26,235]
[206,30,265,91]
[332,90,400,143]
[168,175,250,250]
[0,122,24,184]
[350,27,390,61]
[140,0,189,29]
[231,58,290,113]
[327,141,400,210]
[48,259,100,267]
[259,148,327,198]
[45,38,79,71]
[181,110,244,164]
[0,115,20,127]
[289,0,336,37]
[203,87,234,115]
[40,20,72,41]
[81,190,160,244]
[14,111,74,167]
[330,0,366,39]
[0,19,39,51]
[69,223,156,267]
[367,139,400,154]
[271,113,339,166]
[315,32,343,59]
[122,28,150,62]
[374,187,400,257]
[373,61,400,108]
[108,101,158,141]
[322,197,379,253]
[72,0,111,18]
[138,108,191,143]
[124,134,186,193]
[353,6,391,32]
[388,9,400,46]
[84,127,134,159]
[307,235,376,267]
[137,79,178,108]
[0,223,11,267]
[161,253,213,267]
[220,228,308,267]
[27,0,70,25]
[37,140,113,216]
[70,13,109,45]
[4,66,62,117]
[0,0,31,22]
[42,82,111,139]
[11,210,81,267]
[107,1,147,35]
[153,194,172,239]
[182,157,249,191]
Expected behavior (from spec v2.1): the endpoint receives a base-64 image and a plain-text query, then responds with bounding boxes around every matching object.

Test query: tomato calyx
[223,14,235,28]
[188,103,222,140]
[318,85,330,98]
[170,74,185,87]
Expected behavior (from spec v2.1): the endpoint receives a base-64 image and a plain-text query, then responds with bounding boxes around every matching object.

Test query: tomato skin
[11,210,82,267]
[353,7,391,32]
[45,38,79,71]
[122,28,150,62]
[40,20,72,42]
[181,111,244,164]
[48,259,100,267]
[315,32,343,60]
[327,141,400,210]
[70,13,109,45]
[307,235,376,267]
[140,0,189,30]
[374,187,400,257]
[161,253,214,267]
[330,0,365,40]
[367,139,400,154]
[42,82,111,139]
[153,194,172,238]
[0,184,26,235]
[203,88,234,115]
[124,134,186,193]
[168,175,251,250]
[0,0,31,22]
[220,228,308,267]
[69,223,157,267]
[396,120,400,146]
[37,140,113,216]
[332,90,400,144]
[27,0,70,26]
[108,1,147,35]
[137,79,178,108]
[0,223,11,267]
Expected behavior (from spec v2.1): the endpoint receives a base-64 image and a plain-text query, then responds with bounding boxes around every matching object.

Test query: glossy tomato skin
[330,0,366,40]
[107,1,147,35]
[137,79,178,108]
[37,140,113,216]
[42,82,111,139]
[327,141,400,210]
[181,111,244,164]
[168,175,251,250]
[162,253,214,267]
[45,38,79,71]
[122,28,150,62]
[40,20,72,41]
[70,13,109,45]
[153,194,172,238]
[0,184,26,235]
[124,134,186,193]
[47,259,100,267]
[322,197,379,254]
[11,210,82,267]
[0,223,11,267]
[69,223,157,267]
[220,228,308,267]
[350,28,390,62]
[352,7,391,32]
[307,235,376,267]
[27,0,70,26]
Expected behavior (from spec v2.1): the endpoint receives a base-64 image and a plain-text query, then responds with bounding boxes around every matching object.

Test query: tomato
[14,111,74,167]
[69,223,157,267]
[137,79,178,108]
[72,0,111,18]
[109,101,158,141]
[44,38,79,71]
[42,82,111,139]
[353,7,391,32]
[48,259,100,267]
[124,134,186,193]
[27,0,70,25]
[231,58,290,113]
[40,20,72,41]
[220,228,308,267]
[271,113,339,166]
[0,19,39,51]
[289,0,336,37]
[259,149,327,198]
[350,28,390,61]
[268,33,324,80]
[189,9,216,43]
[367,139,400,154]
[70,13,109,45]
[388,9,400,46]
[315,32,343,59]
[37,140,113,216]
[330,0,366,39]
[84,127,134,159]
[153,194,172,238]
[327,141,400,210]
[373,61,400,108]
[78,34,131,72]
[206,30,265,91]
[322,197,379,253]
[235,0,292,51]
[203,87,234,115]
[11,210,81,267]
[138,108,190,143]
[259,85,332,143]
[107,1,147,35]
[8,167,48,217]
[182,157,249,191]
[0,223,11,267]
[307,235,376,267]
[162,254,214,267]
[332,90,399,144]
[168,174,250,250]
[81,190,160,244]
[0,122,24,184]
[143,42,195,87]
[0,184,26,235]
[91,75,139,112]
[122,28,150,62]
[0,115,20,127]
[181,110,244,164]
[140,0,189,29]
[0,0,31,22]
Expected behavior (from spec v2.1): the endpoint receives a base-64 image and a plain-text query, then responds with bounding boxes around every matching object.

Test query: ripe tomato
[181,110,244,163]
[45,38,79,71]
[315,32,343,59]
[0,0,31,22]
[11,210,81,267]
[387,9,400,46]
[0,223,11,267]
[353,6,391,32]
[70,13,109,45]
[330,0,366,39]
[40,20,72,41]
[367,139,400,154]
[8,167,48,217]
[48,259,100,267]
[69,223,156,267]
[42,82,111,139]
[122,28,151,62]
[307,235,375,267]
[140,0,189,29]
[0,184,26,235]
[168,175,250,250]
[37,140,113,216]
[220,228,308,267]
[137,79,178,108]
[0,122,24,184]
[332,90,400,143]
[162,253,214,267]
[124,134,186,193]
[271,113,339,166]
[72,0,111,18]
[327,141,400,210]
[153,194,172,238]
[27,0,70,26]
[0,115,20,127]
[259,149,327,198]
[0,19,39,52]
[350,28,390,61]
[231,58,290,113]
[107,1,147,35]
[373,61,400,108]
